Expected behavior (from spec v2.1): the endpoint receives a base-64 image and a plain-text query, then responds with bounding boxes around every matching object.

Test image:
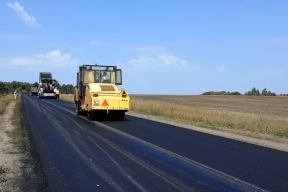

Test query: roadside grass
[0,94,30,183]
[7,95,30,154]
[60,94,288,140]
[0,94,14,183]
[0,94,14,115]
[0,165,9,183]
[60,94,74,103]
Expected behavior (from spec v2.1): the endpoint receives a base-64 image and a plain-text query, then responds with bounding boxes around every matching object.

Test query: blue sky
[1,1,287,94]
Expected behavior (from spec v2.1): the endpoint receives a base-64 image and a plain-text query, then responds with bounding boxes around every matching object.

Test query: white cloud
[7,2,40,27]
[35,50,71,60]
[90,40,101,45]
[124,55,152,70]
[180,60,188,67]
[217,64,226,71]
[34,50,79,68]
[158,55,177,65]
[131,55,154,63]
[0,50,79,69]
[205,64,229,75]
[125,54,189,70]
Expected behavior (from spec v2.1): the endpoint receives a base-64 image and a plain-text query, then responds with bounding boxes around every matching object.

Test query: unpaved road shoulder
[0,101,23,191]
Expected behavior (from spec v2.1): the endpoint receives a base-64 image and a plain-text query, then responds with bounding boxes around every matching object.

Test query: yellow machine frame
[74,64,130,120]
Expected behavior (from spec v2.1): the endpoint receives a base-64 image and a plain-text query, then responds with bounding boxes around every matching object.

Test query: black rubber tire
[87,111,92,120]
[76,102,81,115]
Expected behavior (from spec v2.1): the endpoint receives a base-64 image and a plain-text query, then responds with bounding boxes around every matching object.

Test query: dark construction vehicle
[74,64,130,121]
[38,72,57,99]
[21,84,26,94]
[30,87,38,96]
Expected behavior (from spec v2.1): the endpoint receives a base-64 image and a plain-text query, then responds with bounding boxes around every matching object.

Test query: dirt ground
[0,102,287,191]
[0,101,23,191]
[0,101,48,192]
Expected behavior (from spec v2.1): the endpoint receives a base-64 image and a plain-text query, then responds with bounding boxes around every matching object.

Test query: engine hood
[87,83,120,93]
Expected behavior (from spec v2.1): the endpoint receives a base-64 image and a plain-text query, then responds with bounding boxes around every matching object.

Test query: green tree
[55,81,61,89]
[261,88,268,96]
[0,81,9,94]
[60,84,74,94]
[32,82,39,87]
[230,91,241,95]
[245,87,260,96]
[245,87,276,96]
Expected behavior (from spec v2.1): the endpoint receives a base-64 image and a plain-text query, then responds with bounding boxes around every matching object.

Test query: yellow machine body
[74,64,130,120]
[77,84,130,111]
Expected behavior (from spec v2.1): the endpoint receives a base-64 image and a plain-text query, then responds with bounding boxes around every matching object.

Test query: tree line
[244,87,277,96]
[202,87,288,96]
[0,81,75,94]
[202,91,241,95]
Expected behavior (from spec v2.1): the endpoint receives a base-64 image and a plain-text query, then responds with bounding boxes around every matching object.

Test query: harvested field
[131,95,288,117]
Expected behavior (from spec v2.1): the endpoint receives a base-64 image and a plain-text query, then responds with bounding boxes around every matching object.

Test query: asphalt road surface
[21,94,288,192]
